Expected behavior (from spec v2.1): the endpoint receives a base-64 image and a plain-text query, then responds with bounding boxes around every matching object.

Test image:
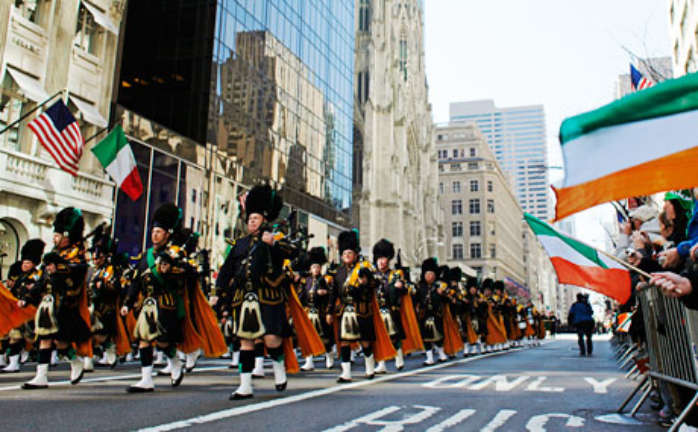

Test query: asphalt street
[0,335,663,431]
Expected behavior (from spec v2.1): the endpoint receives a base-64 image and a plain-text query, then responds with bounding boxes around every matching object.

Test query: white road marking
[525,413,585,431]
[361,405,441,432]
[525,377,564,393]
[323,406,402,432]
[468,375,530,392]
[135,349,524,432]
[422,374,481,389]
[424,409,476,432]
[584,377,616,394]
[480,409,517,432]
[0,365,230,391]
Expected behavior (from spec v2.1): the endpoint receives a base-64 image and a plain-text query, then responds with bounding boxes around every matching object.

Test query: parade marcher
[298,247,333,371]
[416,258,448,364]
[461,276,481,356]
[88,225,125,369]
[372,239,406,373]
[121,203,187,393]
[23,207,91,389]
[483,279,507,352]
[330,230,379,383]
[213,184,293,400]
[2,240,44,373]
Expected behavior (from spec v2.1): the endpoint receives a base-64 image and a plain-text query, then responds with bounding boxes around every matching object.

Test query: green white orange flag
[524,213,631,304]
[553,72,698,221]
[91,125,143,201]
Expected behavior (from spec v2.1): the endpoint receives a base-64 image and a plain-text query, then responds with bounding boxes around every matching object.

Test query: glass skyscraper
[449,100,550,220]
[117,0,355,235]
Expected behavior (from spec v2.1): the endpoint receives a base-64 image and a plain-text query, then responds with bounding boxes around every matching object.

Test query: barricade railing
[616,285,698,432]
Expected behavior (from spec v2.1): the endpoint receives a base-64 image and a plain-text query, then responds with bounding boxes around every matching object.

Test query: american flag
[630,64,654,91]
[27,100,84,176]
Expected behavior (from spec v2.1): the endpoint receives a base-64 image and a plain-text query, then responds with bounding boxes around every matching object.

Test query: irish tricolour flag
[91,125,143,201]
[553,72,698,221]
[525,213,631,303]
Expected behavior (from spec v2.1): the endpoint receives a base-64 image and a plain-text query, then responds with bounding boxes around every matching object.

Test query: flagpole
[0,90,63,136]
[595,248,652,280]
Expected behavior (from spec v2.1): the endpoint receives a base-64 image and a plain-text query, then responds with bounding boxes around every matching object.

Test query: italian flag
[525,213,631,304]
[91,125,143,201]
[553,72,698,221]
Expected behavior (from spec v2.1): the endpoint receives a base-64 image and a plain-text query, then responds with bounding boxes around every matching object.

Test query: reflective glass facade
[117,0,354,225]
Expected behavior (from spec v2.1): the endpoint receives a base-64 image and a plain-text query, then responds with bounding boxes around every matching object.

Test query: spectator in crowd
[568,293,594,357]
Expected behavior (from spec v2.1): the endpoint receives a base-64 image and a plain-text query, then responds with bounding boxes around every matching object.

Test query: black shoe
[658,416,676,428]
[110,360,118,370]
[229,392,253,400]
[252,374,265,379]
[127,385,154,393]
[185,366,195,373]
[156,370,170,376]
[366,374,375,380]
[70,371,84,385]
[171,371,184,387]
[275,381,287,392]
[337,377,352,383]
[21,383,48,390]
[397,366,404,371]
[228,364,239,370]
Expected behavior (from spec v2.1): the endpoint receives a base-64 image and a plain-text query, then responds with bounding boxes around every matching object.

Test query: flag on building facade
[630,64,654,91]
[27,100,84,176]
[553,72,698,221]
[91,125,143,201]
[524,213,631,304]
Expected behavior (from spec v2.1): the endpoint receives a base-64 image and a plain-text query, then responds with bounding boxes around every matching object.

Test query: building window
[470,147,476,157]
[439,182,444,194]
[452,222,463,237]
[357,71,370,103]
[470,221,481,236]
[490,244,496,258]
[487,180,493,192]
[399,36,408,81]
[470,179,479,192]
[452,149,458,158]
[439,164,444,172]
[468,162,479,170]
[450,163,461,171]
[74,4,101,55]
[359,0,371,32]
[15,0,48,25]
[470,243,482,259]
[453,244,464,260]
[487,199,495,213]
[451,200,463,215]
[469,199,480,214]
[452,181,461,193]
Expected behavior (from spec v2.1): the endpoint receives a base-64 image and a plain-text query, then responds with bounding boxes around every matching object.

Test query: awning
[69,95,108,128]
[6,68,49,103]
[460,264,478,278]
[82,1,118,34]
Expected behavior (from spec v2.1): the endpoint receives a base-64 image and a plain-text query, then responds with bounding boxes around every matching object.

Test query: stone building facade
[352,0,440,266]
[436,122,556,306]
[0,0,123,276]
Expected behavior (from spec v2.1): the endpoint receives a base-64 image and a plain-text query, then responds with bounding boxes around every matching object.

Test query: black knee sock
[362,345,373,358]
[424,342,433,350]
[254,342,265,358]
[232,340,241,352]
[140,347,153,367]
[340,345,351,362]
[267,346,284,362]
[9,342,22,356]
[240,350,254,373]
[38,348,51,365]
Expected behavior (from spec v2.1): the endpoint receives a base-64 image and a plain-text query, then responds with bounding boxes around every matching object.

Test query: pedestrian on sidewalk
[568,294,594,356]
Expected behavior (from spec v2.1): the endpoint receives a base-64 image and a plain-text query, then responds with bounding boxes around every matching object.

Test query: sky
[424,0,671,249]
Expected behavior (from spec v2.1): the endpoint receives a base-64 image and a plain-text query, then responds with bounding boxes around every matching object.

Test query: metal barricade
[618,285,698,432]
